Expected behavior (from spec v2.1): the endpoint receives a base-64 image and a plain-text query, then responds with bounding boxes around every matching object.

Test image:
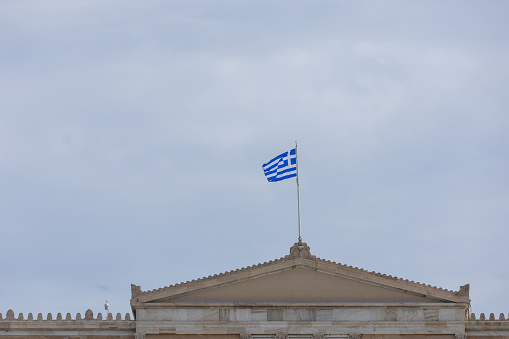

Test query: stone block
[251,309,267,321]
[333,308,378,321]
[424,309,439,321]
[188,309,204,321]
[439,309,462,321]
[231,309,251,321]
[150,309,188,321]
[203,309,219,321]
[219,309,230,321]
[283,309,316,321]
[316,309,333,321]
[170,309,187,321]
[267,309,283,321]
[137,309,147,321]
[397,309,425,322]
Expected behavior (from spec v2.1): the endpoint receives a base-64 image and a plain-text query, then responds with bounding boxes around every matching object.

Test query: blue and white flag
[262,148,297,182]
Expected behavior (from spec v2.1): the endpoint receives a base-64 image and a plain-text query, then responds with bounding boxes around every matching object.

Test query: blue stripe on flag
[269,172,296,182]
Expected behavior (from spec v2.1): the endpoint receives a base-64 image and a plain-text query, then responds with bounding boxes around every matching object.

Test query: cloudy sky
[1,1,508,318]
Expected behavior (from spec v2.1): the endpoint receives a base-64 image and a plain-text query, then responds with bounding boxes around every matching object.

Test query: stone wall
[2,309,509,339]
[466,313,509,339]
[134,304,467,336]
[0,309,135,338]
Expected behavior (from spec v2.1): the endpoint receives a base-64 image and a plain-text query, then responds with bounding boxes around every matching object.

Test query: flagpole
[295,141,302,244]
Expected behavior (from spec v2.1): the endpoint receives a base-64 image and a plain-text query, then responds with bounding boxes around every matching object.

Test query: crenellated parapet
[0,309,136,337]
[467,312,509,337]
[0,309,132,321]
[469,312,509,321]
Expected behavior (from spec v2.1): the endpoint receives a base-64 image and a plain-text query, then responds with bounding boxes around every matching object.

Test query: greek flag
[262,148,297,182]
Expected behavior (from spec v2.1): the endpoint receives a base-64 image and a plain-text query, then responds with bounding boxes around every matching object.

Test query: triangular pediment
[131,242,470,307]
[160,267,432,303]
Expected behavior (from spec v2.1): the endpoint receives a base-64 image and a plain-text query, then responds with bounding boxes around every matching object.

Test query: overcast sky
[1,0,508,318]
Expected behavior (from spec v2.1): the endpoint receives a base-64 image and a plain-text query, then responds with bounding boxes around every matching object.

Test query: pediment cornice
[131,241,470,306]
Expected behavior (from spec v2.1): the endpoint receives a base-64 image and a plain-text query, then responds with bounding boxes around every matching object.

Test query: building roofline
[131,242,470,305]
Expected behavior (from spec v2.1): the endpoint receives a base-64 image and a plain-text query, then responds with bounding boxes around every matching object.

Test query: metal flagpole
[295,141,302,244]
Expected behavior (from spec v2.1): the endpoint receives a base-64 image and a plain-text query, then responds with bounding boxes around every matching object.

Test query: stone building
[1,242,508,339]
